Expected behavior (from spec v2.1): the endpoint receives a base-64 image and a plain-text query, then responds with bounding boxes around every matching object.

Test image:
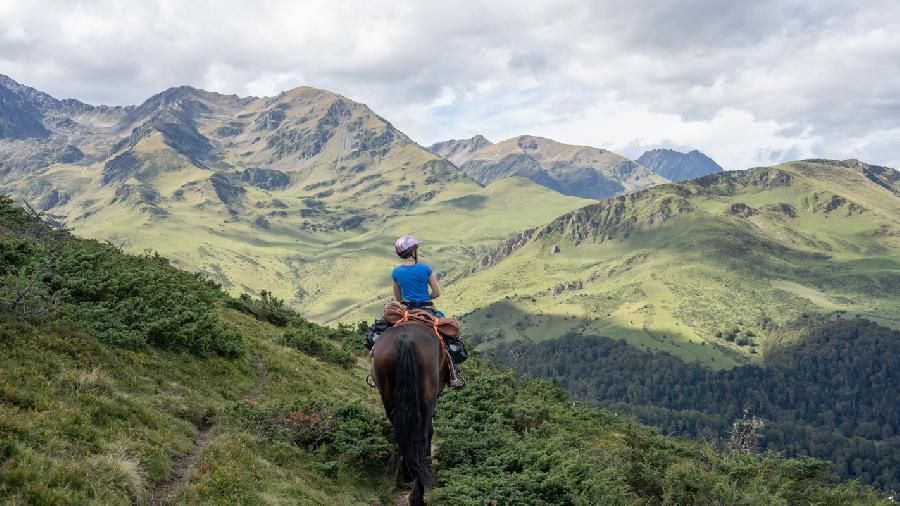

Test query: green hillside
[442,159,900,368]
[0,76,590,323]
[1,198,887,504]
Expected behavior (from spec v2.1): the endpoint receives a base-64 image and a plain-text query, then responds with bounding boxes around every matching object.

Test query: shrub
[280,324,355,368]
[0,197,244,357]
[226,291,296,327]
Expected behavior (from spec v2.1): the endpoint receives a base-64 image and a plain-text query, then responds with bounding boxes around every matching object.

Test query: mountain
[428,134,669,200]
[440,159,900,368]
[428,134,492,166]
[0,197,885,504]
[0,75,590,321]
[637,148,725,181]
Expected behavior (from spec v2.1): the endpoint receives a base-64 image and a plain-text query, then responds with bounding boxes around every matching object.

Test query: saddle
[383,301,460,339]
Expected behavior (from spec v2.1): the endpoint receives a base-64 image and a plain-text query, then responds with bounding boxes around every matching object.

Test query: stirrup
[450,375,466,389]
[366,374,377,387]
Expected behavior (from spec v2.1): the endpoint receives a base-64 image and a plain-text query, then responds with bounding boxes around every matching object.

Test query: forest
[488,318,900,491]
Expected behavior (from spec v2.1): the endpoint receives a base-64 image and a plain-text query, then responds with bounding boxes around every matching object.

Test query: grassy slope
[442,161,900,369]
[0,307,395,505]
[67,166,589,323]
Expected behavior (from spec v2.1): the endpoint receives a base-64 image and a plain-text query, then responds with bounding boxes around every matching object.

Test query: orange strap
[396,311,456,382]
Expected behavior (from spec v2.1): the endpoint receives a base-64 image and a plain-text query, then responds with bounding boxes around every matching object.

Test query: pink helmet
[395,234,421,255]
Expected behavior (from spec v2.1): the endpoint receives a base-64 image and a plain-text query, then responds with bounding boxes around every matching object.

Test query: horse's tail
[392,337,436,492]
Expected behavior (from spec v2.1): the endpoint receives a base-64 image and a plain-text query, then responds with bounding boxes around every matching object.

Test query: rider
[365,234,467,388]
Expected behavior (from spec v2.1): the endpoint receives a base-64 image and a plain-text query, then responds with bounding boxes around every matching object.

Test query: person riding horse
[365,234,467,388]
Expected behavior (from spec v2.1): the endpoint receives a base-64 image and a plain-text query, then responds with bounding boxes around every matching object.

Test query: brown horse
[371,322,451,506]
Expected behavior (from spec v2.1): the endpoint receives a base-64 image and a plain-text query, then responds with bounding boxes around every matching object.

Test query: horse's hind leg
[391,446,402,487]
[409,478,425,506]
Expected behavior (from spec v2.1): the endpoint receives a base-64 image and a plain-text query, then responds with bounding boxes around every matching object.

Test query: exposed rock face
[0,84,50,139]
[238,167,290,190]
[430,134,668,200]
[636,148,724,182]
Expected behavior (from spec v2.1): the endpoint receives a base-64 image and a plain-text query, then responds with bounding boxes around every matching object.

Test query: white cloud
[1,0,898,168]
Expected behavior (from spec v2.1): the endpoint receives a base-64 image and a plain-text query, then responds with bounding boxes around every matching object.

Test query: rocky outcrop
[238,167,290,190]
[728,203,757,218]
[0,83,50,139]
[803,191,866,215]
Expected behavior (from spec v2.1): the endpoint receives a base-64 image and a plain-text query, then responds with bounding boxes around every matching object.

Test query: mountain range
[428,134,670,200]
[2,196,884,503]
[0,74,725,323]
[2,73,899,492]
[0,75,594,321]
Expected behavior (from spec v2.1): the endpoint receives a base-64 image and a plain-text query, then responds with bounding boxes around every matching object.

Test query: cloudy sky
[2,0,899,169]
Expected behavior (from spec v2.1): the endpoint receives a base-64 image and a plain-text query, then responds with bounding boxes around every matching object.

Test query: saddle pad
[383,301,460,339]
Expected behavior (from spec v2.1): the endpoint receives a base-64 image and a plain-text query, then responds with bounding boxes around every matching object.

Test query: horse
[371,321,451,506]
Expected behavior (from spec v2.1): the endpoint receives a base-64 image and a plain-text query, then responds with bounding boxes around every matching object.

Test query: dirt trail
[148,356,267,505]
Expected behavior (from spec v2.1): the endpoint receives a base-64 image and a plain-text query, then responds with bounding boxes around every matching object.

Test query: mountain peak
[428,134,494,166]
[637,148,724,182]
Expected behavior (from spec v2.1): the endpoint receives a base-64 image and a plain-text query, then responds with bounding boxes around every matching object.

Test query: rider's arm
[392,281,403,301]
[428,272,441,299]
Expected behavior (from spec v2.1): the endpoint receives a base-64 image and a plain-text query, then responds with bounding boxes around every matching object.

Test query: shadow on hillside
[460,298,737,368]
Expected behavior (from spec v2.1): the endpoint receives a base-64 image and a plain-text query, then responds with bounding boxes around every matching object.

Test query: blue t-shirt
[391,263,433,302]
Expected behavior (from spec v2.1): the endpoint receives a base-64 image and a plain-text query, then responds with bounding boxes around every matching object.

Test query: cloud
[0,0,898,168]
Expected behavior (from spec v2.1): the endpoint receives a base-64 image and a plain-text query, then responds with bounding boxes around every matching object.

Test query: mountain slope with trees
[488,317,900,490]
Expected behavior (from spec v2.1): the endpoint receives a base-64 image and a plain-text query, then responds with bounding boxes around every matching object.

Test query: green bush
[226,291,296,327]
[280,323,355,368]
[0,197,244,357]
[228,399,392,469]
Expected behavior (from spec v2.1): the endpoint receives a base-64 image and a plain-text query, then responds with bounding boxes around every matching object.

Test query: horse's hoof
[366,375,377,387]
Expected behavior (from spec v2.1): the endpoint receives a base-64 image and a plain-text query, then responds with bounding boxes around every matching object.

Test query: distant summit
[430,134,668,200]
[428,134,492,166]
[637,148,723,182]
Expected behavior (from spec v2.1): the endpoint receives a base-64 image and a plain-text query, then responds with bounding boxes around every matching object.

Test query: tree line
[488,318,900,491]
